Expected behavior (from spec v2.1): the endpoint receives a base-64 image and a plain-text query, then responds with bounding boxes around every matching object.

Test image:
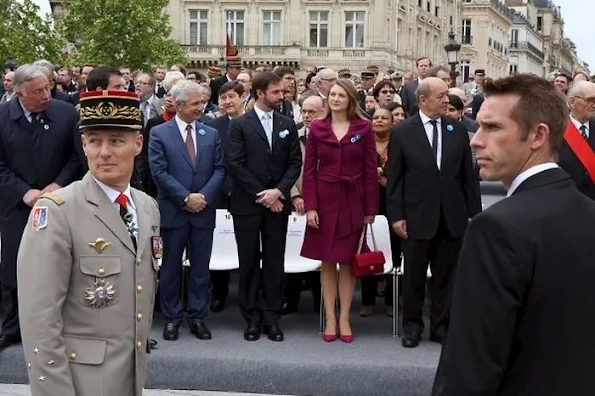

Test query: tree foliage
[58,0,187,70]
[0,0,62,66]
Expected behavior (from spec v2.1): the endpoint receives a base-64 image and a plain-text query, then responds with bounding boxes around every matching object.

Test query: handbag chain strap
[356,223,378,254]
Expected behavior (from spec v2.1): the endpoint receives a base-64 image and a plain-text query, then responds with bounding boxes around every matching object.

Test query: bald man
[386,77,481,348]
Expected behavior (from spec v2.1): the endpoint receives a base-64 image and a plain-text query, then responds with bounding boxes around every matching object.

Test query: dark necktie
[115,193,137,250]
[580,125,589,142]
[30,112,38,124]
[185,124,197,165]
[429,120,438,158]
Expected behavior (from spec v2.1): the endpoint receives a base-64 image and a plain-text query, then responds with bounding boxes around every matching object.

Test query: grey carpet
[0,287,441,396]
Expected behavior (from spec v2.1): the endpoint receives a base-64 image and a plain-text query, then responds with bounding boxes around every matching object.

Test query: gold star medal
[85,278,116,308]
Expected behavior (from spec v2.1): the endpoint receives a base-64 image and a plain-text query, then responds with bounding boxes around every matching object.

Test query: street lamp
[444,31,461,87]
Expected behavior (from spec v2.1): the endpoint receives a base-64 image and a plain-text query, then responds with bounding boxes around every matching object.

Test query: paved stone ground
[0,385,291,396]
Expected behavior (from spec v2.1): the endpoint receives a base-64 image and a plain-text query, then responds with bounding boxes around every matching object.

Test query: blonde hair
[324,79,367,120]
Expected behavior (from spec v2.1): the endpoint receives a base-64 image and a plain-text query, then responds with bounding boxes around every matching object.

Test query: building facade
[506,0,545,76]
[168,0,462,74]
[460,0,513,81]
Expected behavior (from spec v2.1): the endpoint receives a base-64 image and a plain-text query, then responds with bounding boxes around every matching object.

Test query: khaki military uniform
[17,173,160,396]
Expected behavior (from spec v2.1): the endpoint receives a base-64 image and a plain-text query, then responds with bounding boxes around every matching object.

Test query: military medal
[151,236,163,259]
[89,238,111,254]
[31,207,48,231]
[85,278,116,308]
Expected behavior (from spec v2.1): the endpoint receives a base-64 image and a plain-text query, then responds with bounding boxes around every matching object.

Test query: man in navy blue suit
[149,80,226,341]
[0,64,80,352]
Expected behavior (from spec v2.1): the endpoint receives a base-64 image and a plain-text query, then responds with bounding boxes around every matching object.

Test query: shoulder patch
[40,192,65,206]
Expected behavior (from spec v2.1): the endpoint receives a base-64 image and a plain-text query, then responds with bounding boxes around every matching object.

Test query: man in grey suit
[18,90,161,396]
[400,57,432,116]
[149,80,226,341]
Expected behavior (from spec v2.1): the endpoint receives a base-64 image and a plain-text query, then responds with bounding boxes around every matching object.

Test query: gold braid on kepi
[78,90,142,131]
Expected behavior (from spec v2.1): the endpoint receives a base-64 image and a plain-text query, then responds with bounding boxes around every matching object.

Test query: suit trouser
[361,222,402,306]
[402,216,462,338]
[0,284,19,337]
[210,270,230,300]
[160,224,213,324]
[234,212,288,324]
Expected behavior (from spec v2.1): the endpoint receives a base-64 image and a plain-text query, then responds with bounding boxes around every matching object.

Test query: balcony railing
[508,41,545,59]
[183,45,375,61]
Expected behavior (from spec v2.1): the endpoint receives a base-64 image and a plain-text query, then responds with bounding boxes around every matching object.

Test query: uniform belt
[317,172,364,237]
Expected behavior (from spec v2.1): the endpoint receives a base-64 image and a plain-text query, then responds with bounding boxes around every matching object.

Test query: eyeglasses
[575,96,595,104]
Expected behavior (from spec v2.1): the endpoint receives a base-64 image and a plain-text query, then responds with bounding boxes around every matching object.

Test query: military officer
[17,90,161,396]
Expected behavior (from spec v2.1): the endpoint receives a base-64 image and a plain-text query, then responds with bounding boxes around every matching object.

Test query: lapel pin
[44,124,50,130]
[350,133,361,143]
[151,225,158,232]
[279,129,289,138]
[198,129,206,135]
[89,238,111,254]
[446,125,454,132]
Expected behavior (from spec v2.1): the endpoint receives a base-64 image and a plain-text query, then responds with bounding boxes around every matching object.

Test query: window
[226,10,245,46]
[309,11,329,48]
[460,60,471,83]
[189,10,208,46]
[461,19,472,44]
[449,15,453,26]
[344,11,365,48]
[418,0,422,7]
[435,6,439,17]
[537,16,542,31]
[263,11,282,45]
[510,29,518,48]
[509,64,518,75]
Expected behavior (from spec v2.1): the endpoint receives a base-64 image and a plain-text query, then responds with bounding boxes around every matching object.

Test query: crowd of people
[1,54,595,396]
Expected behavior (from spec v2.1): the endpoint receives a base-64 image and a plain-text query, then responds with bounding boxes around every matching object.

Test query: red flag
[226,17,239,58]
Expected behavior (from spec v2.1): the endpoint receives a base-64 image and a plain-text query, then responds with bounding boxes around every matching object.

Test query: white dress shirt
[93,177,139,240]
[174,115,197,155]
[253,105,274,147]
[419,110,443,170]
[570,115,589,138]
[506,162,559,197]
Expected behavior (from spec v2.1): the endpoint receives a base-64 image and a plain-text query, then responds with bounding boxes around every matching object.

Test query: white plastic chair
[209,209,240,271]
[284,213,321,273]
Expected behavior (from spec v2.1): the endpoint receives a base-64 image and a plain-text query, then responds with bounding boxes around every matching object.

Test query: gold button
[136,285,143,293]
[136,257,141,265]
[137,313,143,321]
[136,341,142,349]
[69,353,77,360]
[97,267,105,276]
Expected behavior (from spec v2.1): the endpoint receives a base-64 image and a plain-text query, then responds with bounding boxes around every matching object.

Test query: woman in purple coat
[301,80,378,342]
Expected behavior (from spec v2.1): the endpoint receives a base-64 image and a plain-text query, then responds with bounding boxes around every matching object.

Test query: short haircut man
[86,67,123,91]
[433,73,595,396]
[219,80,244,98]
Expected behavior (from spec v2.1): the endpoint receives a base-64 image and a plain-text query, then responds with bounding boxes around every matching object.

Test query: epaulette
[40,192,65,206]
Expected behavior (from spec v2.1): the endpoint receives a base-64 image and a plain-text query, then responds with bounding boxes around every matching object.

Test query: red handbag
[350,224,386,278]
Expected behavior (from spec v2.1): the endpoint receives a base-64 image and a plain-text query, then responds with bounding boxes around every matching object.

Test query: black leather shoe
[162,323,179,341]
[190,323,212,340]
[210,298,226,313]
[0,334,21,352]
[263,322,284,342]
[243,320,262,341]
[401,334,420,348]
[280,303,298,316]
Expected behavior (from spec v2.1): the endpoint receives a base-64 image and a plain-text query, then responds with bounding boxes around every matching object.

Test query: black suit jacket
[400,79,419,116]
[0,98,80,286]
[225,109,302,215]
[206,115,233,209]
[154,83,166,98]
[470,93,484,120]
[433,168,595,396]
[210,75,228,104]
[557,118,595,200]
[386,114,481,239]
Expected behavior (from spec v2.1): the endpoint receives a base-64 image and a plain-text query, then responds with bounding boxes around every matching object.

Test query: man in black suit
[432,73,595,396]
[558,80,595,200]
[0,64,80,352]
[273,66,296,120]
[119,66,136,92]
[400,57,432,116]
[209,58,242,103]
[205,81,245,313]
[387,77,481,348]
[225,72,302,342]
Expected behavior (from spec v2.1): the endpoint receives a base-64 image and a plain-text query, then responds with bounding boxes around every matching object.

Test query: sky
[554,0,594,70]
[31,0,593,71]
